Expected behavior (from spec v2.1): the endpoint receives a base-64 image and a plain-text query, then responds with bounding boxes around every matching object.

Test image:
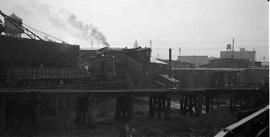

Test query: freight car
[0,54,128,88]
[0,35,79,68]
[0,35,149,89]
[175,68,269,88]
[239,68,269,87]
[1,66,127,88]
[1,67,87,87]
[0,35,83,87]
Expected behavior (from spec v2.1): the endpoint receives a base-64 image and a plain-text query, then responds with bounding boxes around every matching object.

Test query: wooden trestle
[149,95,171,119]
[0,88,259,135]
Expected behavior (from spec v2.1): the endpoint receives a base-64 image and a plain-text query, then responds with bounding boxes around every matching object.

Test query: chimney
[169,48,172,78]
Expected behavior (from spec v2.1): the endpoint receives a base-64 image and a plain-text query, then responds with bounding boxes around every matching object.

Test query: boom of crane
[0,19,4,34]
[0,10,65,43]
[0,10,43,40]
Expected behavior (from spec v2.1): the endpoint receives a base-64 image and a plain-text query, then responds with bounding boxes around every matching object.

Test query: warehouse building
[220,48,256,62]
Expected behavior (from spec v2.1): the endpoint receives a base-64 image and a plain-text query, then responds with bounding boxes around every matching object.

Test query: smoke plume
[5,1,110,47]
[67,14,109,47]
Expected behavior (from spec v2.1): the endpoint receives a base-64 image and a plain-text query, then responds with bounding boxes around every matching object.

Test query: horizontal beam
[0,88,259,96]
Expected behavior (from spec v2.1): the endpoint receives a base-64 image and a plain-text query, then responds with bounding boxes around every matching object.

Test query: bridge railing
[214,105,269,137]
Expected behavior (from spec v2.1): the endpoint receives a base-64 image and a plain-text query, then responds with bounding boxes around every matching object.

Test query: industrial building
[220,48,256,62]
[177,55,209,66]
[0,10,268,137]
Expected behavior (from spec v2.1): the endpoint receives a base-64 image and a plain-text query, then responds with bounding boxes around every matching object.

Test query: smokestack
[169,48,172,78]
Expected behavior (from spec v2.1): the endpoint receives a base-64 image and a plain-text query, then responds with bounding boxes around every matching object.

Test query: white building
[220,48,256,62]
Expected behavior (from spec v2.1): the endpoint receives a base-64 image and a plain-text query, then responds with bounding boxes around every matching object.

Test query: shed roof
[150,57,167,65]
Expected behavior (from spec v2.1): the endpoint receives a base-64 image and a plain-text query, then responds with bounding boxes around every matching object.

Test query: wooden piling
[179,95,184,113]
[149,96,154,117]
[0,95,6,135]
[149,95,171,119]
[33,94,41,127]
[157,96,162,118]
[86,93,96,126]
[188,95,193,116]
[195,95,203,116]
[153,97,158,118]
[115,96,121,119]
[205,95,210,112]
[183,95,189,114]
[115,95,133,121]
[164,95,171,119]
[229,94,234,112]
[54,96,58,115]
[210,96,214,110]
[217,96,220,110]
[75,97,89,123]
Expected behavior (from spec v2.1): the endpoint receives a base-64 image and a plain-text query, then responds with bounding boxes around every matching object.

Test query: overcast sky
[0,0,268,61]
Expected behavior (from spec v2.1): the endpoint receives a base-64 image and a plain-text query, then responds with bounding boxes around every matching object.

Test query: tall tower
[133,40,139,48]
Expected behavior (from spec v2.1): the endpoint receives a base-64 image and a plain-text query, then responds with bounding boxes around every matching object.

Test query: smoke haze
[67,14,109,47]
[0,0,268,61]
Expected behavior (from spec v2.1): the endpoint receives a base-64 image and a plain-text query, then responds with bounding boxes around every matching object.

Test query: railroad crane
[0,20,4,34]
[0,10,83,87]
[0,10,64,43]
[0,10,129,89]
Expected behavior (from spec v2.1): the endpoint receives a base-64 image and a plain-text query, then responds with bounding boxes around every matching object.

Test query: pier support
[179,95,202,117]
[195,95,203,116]
[115,95,133,121]
[206,95,217,112]
[149,95,170,119]
[210,96,214,110]
[31,94,41,127]
[75,94,96,126]
[205,95,210,112]
[0,95,6,135]
[217,95,220,110]
[229,94,235,112]
[115,95,134,137]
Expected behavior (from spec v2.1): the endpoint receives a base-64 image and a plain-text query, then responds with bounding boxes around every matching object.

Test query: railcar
[0,35,79,68]
[4,67,87,87]
[175,68,269,88]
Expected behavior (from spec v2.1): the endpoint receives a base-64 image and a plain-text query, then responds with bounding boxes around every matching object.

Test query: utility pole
[178,48,181,60]
[263,56,265,67]
[91,41,94,48]
[169,48,172,78]
[150,40,152,49]
[231,37,235,59]
[253,48,256,65]
[178,48,181,69]
[150,40,152,57]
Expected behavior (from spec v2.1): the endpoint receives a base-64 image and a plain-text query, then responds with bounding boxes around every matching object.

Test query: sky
[0,0,268,61]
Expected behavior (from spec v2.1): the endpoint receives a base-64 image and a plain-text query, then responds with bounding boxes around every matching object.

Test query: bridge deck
[0,87,258,96]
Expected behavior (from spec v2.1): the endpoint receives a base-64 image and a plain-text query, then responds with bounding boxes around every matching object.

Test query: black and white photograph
[0,0,269,137]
